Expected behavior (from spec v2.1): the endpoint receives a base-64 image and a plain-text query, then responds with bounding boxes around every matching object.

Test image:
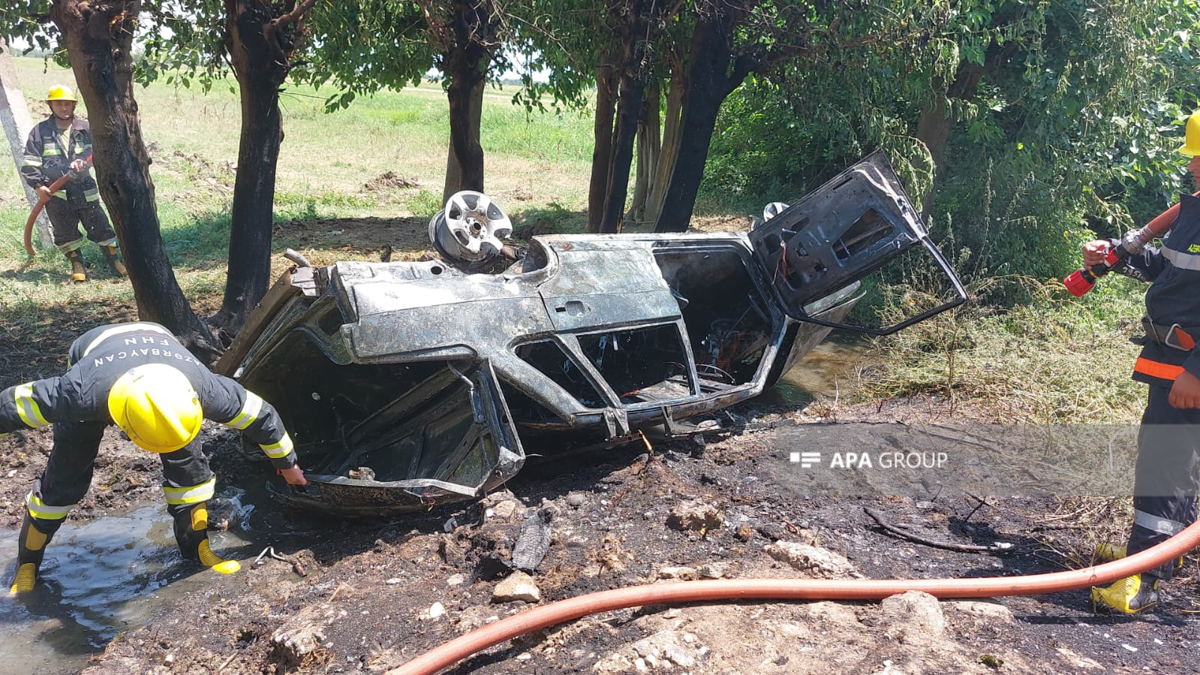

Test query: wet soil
[4,385,1197,674]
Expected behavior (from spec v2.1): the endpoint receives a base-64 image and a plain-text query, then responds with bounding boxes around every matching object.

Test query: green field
[0,57,600,319]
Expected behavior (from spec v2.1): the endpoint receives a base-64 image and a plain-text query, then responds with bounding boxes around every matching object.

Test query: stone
[270,604,343,666]
[657,566,697,581]
[566,493,587,508]
[446,573,466,586]
[764,542,857,578]
[666,500,724,533]
[490,500,519,520]
[492,571,541,604]
[428,602,446,620]
[879,591,945,644]
[946,600,1014,624]
[697,563,726,579]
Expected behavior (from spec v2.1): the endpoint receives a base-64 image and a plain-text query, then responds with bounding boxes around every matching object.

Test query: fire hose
[23,155,92,257]
[1064,191,1200,296]
[388,518,1200,675]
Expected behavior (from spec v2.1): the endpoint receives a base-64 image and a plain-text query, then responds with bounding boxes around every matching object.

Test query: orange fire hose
[389,518,1200,675]
[23,156,91,257]
[22,173,71,257]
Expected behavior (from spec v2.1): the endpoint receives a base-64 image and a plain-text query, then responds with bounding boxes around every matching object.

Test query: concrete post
[0,40,53,248]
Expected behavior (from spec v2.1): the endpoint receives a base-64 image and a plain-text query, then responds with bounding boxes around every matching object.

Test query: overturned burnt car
[215,151,965,515]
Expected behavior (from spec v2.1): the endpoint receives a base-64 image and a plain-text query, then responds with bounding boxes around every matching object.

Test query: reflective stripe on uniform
[57,238,85,253]
[26,490,74,521]
[162,477,216,505]
[85,190,100,202]
[227,392,263,430]
[81,323,172,358]
[1134,357,1185,381]
[23,156,42,167]
[1134,509,1185,536]
[41,147,62,156]
[1163,247,1200,272]
[261,433,294,459]
[13,384,50,428]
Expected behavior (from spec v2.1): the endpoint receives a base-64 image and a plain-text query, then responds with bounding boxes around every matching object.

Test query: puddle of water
[766,337,871,406]
[0,495,260,675]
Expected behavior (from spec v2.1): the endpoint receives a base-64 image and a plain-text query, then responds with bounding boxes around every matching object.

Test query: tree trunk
[643,56,686,226]
[915,61,983,215]
[587,65,617,233]
[626,79,661,226]
[443,78,484,204]
[214,0,290,334]
[598,73,646,233]
[51,0,217,360]
[440,0,491,204]
[654,16,748,234]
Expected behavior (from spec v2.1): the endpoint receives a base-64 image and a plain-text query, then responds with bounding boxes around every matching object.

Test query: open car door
[748,150,966,335]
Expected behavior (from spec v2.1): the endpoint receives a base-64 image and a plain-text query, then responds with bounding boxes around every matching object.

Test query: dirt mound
[363,172,418,192]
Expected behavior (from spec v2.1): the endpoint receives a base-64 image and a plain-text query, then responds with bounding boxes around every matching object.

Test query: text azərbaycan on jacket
[0,322,298,469]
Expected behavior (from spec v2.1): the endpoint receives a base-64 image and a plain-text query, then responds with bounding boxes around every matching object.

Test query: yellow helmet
[108,364,203,453]
[1180,112,1200,157]
[46,85,77,103]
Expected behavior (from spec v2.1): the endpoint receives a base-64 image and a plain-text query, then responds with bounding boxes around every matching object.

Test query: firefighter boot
[172,503,241,575]
[101,245,127,277]
[1091,573,1160,614]
[1093,542,1184,572]
[64,250,86,283]
[10,512,53,594]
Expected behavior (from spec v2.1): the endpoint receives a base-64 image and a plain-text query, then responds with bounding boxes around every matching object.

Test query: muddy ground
[3,394,1198,675]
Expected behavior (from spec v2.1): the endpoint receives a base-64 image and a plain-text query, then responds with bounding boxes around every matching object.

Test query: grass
[0,57,1159,440]
[854,274,1148,425]
[0,57,604,371]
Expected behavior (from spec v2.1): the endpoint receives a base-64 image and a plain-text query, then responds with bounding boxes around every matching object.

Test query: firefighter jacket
[1115,193,1200,388]
[20,116,101,203]
[0,322,298,470]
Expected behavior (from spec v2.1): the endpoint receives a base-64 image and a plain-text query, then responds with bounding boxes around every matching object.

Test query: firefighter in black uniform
[1084,111,1200,614]
[0,322,308,594]
[20,85,126,282]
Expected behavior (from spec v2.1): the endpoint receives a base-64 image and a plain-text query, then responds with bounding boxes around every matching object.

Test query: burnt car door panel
[749,150,966,334]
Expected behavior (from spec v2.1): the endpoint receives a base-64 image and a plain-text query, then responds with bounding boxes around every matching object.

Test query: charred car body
[217,152,965,515]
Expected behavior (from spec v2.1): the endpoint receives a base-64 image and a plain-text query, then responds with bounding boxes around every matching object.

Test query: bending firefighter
[0,322,308,594]
[1083,112,1200,614]
[20,85,126,282]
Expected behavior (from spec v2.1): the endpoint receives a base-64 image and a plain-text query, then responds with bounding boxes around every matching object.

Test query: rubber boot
[172,503,240,574]
[1091,573,1160,614]
[10,512,53,594]
[1093,542,1183,572]
[64,250,86,283]
[101,245,127,277]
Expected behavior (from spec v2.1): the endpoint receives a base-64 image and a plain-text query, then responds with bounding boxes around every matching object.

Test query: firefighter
[0,322,308,594]
[1083,111,1200,614]
[20,84,126,282]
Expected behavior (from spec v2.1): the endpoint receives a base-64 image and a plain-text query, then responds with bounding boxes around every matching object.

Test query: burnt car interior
[652,245,774,390]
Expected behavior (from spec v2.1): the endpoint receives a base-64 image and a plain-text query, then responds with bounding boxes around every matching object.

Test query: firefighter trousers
[44,195,116,253]
[25,420,214,548]
[1126,384,1200,580]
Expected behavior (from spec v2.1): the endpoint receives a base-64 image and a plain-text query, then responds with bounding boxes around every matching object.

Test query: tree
[418,0,506,203]
[215,0,317,332]
[0,1,219,357]
[654,0,814,233]
[138,1,318,333]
